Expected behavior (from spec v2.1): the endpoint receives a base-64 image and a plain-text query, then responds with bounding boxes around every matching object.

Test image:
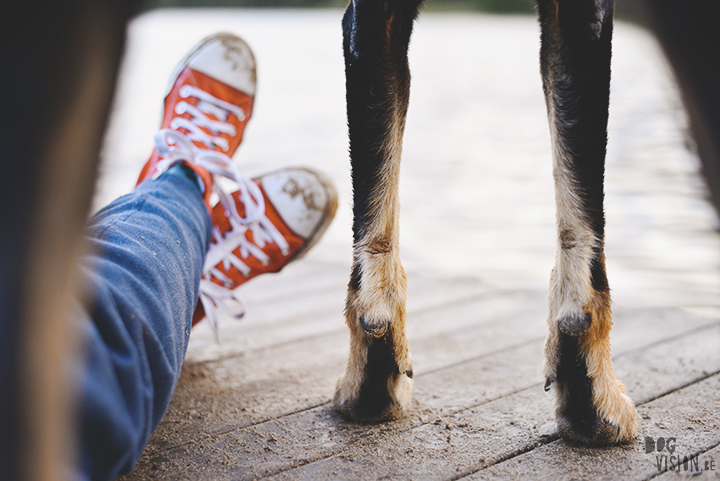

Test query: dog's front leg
[333,0,423,423]
[538,0,638,444]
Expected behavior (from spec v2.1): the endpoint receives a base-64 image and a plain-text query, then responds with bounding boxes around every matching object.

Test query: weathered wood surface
[116,258,720,481]
[103,10,720,481]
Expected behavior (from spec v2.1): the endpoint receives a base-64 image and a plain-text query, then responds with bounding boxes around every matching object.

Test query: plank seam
[642,439,720,481]
[258,337,720,479]
[187,289,542,367]
[457,372,720,480]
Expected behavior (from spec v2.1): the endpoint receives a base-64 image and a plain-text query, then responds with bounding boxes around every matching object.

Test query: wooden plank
[146,299,712,450]
[119,315,720,480]
[227,261,494,309]
[655,443,720,480]
[464,375,720,481]
[224,261,350,307]
[142,290,548,448]
[186,267,496,363]
[262,322,720,481]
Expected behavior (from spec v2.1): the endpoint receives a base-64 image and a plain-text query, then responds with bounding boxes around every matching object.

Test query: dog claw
[404,368,414,379]
[544,378,554,392]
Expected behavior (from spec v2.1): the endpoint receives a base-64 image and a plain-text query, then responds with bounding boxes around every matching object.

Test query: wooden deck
[104,9,720,480]
[117,261,720,481]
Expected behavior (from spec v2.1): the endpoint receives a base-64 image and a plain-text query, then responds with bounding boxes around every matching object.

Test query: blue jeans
[78,172,211,480]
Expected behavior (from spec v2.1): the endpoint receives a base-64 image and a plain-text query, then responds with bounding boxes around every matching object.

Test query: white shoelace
[152,87,289,335]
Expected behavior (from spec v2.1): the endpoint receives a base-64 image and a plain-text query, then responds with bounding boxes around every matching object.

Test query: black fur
[348,263,361,293]
[353,333,401,422]
[590,253,610,292]
[555,333,619,445]
[537,0,614,247]
[342,0,424,244]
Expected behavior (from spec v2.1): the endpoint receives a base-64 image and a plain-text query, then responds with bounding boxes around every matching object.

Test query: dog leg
[537,0,638,444]
[333,0,423,423]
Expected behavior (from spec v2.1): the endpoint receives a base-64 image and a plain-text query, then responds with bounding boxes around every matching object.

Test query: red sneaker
[194,167,337,330]
[136,32,257,208]
[136,33,338,331]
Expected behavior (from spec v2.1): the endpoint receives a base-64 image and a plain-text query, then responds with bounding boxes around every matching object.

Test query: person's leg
[74,32,337,480]
[77,171,210,480]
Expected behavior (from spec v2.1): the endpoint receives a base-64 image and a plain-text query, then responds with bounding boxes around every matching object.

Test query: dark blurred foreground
[141,0,643,20]
[143,0,535,13]
[1,1,717,480]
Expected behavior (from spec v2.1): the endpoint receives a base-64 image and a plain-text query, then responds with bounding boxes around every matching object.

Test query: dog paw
[556,396,637,446]
[555,380,637,445]
[549,331,637,445]
[333,264,413,423]
[333,327,413,423]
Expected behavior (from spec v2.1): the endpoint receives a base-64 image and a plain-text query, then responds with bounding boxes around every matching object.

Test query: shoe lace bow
[152,86,289,334]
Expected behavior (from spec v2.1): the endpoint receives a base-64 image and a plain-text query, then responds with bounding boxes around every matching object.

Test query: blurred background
[95,1,720,323]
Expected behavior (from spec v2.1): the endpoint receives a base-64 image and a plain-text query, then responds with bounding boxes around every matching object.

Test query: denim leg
[77,173,211,480]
